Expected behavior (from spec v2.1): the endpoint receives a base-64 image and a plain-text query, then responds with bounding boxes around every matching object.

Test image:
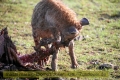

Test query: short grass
[0,0,120,79]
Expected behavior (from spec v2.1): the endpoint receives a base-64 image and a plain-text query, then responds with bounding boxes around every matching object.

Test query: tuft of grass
[109,0,120,3]
[112,37,120,49]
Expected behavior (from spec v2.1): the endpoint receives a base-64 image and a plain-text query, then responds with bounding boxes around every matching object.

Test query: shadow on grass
[100,12,120,19]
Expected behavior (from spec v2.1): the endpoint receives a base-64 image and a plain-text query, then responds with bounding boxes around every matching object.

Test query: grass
[0,0,120,79]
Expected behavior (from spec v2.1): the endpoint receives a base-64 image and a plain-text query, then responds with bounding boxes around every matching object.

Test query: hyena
[31,0,89,71]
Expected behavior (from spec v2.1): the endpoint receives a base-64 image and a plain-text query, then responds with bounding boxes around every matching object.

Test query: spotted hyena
[31,0,89,71]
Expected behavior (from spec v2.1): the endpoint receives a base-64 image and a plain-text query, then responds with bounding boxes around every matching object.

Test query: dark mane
[0,28,23,67]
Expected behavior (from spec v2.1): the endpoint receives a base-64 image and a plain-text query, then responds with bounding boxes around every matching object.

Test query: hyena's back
[31,0,78,31]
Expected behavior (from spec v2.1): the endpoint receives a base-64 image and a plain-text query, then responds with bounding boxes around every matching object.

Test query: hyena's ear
[80,18,89,26]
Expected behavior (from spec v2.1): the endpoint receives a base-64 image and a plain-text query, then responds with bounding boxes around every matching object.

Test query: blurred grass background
[0,0,120,79]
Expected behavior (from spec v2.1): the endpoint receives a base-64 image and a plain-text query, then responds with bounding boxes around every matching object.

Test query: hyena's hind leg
[32,28,40,51]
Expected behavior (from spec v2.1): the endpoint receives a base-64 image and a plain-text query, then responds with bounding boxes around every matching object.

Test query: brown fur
[31,0,82,32]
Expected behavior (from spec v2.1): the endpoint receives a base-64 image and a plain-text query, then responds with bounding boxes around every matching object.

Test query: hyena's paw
[33,45,41,52]
[71,63,79,69]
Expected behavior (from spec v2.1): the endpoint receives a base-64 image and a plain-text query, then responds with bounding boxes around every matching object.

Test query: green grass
[0,0,120,79]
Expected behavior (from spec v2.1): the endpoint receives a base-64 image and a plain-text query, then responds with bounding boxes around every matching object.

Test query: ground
[0,0,120,80]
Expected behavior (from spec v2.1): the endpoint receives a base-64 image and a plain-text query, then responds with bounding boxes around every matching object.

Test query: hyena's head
[60,18,89,46]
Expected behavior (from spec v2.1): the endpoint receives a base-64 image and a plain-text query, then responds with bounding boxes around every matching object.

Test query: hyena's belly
[35,28,53,39]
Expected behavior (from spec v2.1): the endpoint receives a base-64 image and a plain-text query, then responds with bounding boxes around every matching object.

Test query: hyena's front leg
[51,47,59,71]
[68,40,78,69]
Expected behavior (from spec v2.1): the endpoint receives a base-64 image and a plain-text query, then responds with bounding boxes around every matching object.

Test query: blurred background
[0,0,120,79]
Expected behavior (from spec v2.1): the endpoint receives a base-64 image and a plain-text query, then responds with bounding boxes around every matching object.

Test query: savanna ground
[0,0,120,80]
